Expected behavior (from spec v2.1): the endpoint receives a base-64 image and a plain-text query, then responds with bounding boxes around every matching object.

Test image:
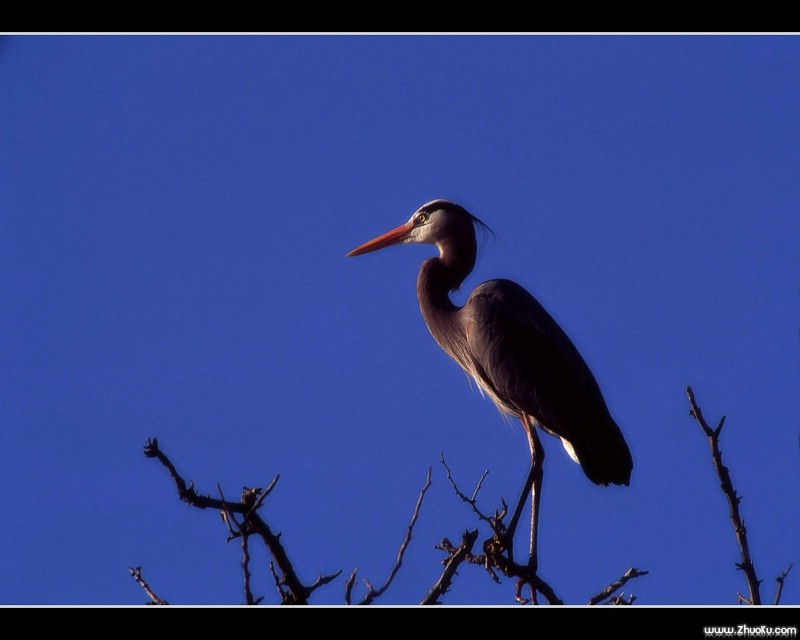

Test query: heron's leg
[524,418,545,573]
[504,417,545,571]
[505,459,536,563]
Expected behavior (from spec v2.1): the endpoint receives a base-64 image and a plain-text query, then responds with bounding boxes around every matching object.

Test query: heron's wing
[464,279,605,434]
[465,279,632,485]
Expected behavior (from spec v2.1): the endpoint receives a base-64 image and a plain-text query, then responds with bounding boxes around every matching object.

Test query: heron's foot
[488,530,538,574]
[515,579,539,605]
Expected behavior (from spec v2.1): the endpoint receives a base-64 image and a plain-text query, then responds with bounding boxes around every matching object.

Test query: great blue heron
[347,199,632,573]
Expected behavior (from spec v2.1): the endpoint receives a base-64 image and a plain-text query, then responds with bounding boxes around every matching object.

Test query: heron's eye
[417,213,428,224]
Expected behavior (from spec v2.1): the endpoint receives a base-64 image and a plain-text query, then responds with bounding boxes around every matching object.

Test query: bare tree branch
[774,563,793,606]
[440,453,506,535]
[609,593,636,605]
[355,467,433,605]
[440,452,564,604]
[241,534,262,605]
[686,387,762,605]
[140,377,778,607]
[213,483,263,604]
[250,514,309,604]
[216,483,242,542]
[128,566,169,605]
[489,553,563,605]
[249,475,280,515]
[344,568,358,606]
[471,469,490,502]
[143,437,338,605]
[588,567,649,605]
[268,561,288,603]
[144,438,240,513]
[421,529,479,604]
[306,570,343,597]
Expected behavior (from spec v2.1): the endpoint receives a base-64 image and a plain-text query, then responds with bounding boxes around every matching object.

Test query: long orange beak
[346,221,413,257]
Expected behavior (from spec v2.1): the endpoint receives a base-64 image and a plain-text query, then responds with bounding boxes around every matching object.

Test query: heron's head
[346,199,488,257]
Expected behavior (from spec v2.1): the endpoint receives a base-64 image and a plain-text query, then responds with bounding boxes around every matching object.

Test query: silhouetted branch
[344,568,357,606]
[588,567,649,605]
[143,437,338,605]
[487,551,563,605]
[686,387,762,605]
[268,561,288,602]
[436,531,563,604]
[471,470,490,502]
[241,534,262,605]
[352,467,432,605]
[216,483,240,540]
[609,593,636,605]
[308,570,343,596]
[440,452,563,604]
[252,516,308,603]
[138,378,781,606]
[144,437,236,512]
[440,453,506,535]
[773,563,793,605]
[128,566,168,605]
[213,483,262,604]
[250,474,280,514]
[422,529,479,604]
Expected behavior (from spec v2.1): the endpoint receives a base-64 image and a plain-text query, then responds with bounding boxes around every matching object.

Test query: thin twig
[268,561,288,603]
[686,387,762,605]
[249,474,281,516]
[609,593,636,605]
[471,469,490,502]
[357,467,433,605]
[440,453,497,529]
[128,566,169,605]
[217,483,241,541]
[588,567,649,605]
[421,529,479,604]
[774,563,793,605]
[307,570,344,596]
[216,483,262,604]
[241,534,262,605]
[344,568,358,605]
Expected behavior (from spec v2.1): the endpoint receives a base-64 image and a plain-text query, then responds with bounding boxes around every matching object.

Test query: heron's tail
[571,416,633,486]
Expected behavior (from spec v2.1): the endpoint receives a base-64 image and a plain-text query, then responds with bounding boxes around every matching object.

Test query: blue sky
[1,35,798,605]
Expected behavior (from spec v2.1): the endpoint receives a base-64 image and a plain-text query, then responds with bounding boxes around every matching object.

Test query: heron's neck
[416,237,476,319]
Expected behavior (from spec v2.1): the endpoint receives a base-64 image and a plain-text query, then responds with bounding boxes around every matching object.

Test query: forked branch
[589,567,649,605]
[421,529,479,604]
[438,455,563,604]
[128,566,169,605]
[686,386,762,605]
[142,437,339,605]
[773,564,793,606]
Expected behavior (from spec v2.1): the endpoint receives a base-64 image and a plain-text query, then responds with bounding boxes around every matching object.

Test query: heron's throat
[416,238,476,317]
